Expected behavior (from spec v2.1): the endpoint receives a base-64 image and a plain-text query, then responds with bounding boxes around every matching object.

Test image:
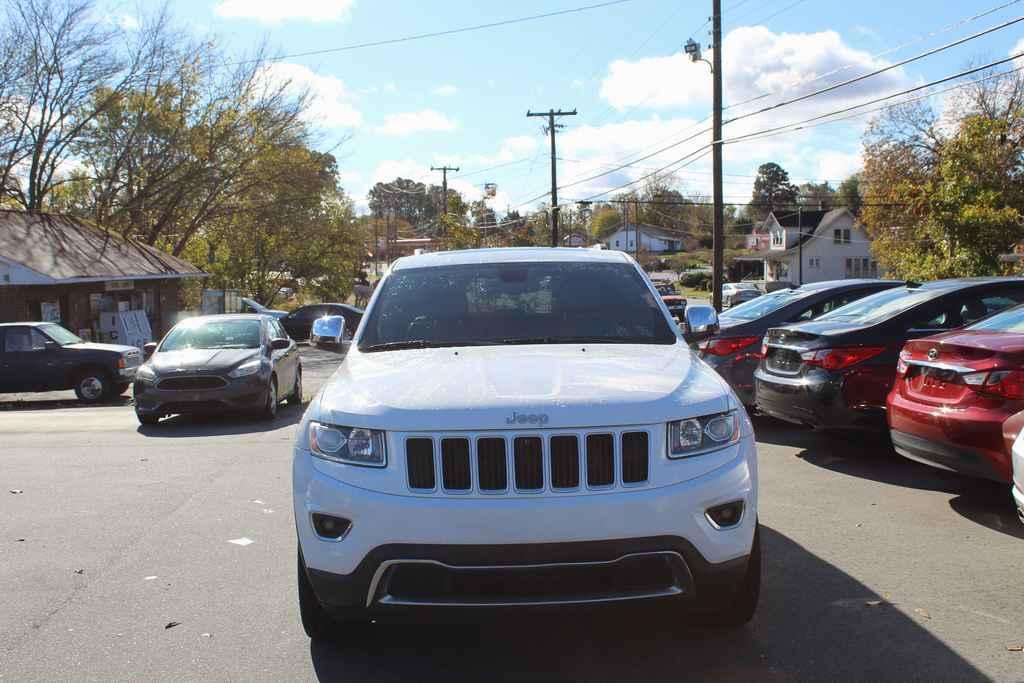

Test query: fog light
[705,501,744,529]
[311,513,351,540]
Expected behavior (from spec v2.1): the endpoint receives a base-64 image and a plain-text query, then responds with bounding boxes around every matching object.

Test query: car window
[3,327,47,352]
[720,288,813,321]
[271,320,289,340]
[794,290,868,321]
[160,319,263,351]
[818,288,935,324]
[967,303,1024,332]
[360,261,677,350]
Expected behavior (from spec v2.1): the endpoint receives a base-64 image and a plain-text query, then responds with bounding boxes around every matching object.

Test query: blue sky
[113,0,1024,215]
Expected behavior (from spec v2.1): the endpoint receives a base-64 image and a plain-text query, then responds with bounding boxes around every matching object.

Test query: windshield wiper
[498,336,653,345]
[360,340,489,352]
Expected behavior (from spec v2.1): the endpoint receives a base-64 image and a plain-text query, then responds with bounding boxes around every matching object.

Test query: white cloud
[433,84,458,96]
[375,110,457,137]
[263,63,362,128]
[118,14,140,30]
[1013,38,1024,64]
[600,26,910,116]
[815,150,862,183]
[214,0,355,23]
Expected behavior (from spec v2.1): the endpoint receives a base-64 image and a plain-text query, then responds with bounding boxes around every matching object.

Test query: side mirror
[143,342,157,358]
[271,337,291,351]
[44,340,60,352]
[683,304,719,343]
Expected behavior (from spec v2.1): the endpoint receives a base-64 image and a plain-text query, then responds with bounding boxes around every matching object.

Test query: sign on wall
[105,280,134,291]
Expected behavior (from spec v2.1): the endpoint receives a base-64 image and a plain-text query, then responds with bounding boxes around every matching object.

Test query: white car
[721,283,761,308]
[292,248,759,639]
[1013,429,1024,525]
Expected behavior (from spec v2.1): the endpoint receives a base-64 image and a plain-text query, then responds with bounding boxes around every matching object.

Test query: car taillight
[701,336,760,356]
[800,347,886,371]
[965,370,1024,400]
[896,349,911,377]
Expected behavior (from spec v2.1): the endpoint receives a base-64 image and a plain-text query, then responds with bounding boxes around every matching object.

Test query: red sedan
[888,304,1024,483]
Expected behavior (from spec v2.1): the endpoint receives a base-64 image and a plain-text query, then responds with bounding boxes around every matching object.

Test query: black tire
[702,523,761,628]
[289,369,303,406]
[261,376,278,420]
[73,371,111,403]
[136,411,161,426]
[297,550,350,641]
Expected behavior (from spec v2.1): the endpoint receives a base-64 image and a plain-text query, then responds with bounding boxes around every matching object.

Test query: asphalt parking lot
[2,345,1023,682]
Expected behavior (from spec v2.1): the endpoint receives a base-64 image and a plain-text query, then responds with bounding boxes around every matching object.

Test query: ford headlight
[228,359,263,378]
[309,421,386,467]
[135,365,157,382]
[667,411,740,458]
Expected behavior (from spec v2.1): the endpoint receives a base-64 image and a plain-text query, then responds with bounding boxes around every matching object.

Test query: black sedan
[281,304,363,342]
[754,278,1024,431]
[702,279,902,406]
[133,314,301,425]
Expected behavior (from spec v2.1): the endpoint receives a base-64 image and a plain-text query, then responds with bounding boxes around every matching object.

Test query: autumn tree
[861,72,1024,279]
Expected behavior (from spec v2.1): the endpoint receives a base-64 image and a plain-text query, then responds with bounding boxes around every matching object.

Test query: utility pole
[711,0,725,311]
[634,197,640,261]
[430,166,458,236]
[527,108,577,246]
[797,206,804,285]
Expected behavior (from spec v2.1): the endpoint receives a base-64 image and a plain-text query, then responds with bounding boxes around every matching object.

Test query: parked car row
[0,302,363,427]
[700,276,1024,523]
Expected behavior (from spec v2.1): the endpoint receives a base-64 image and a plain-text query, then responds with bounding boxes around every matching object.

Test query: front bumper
[754,368,883,430]
[294,438,756,613]
[133,375,267,414]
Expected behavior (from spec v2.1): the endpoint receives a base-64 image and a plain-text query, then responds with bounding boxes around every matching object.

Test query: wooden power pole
[527,108,577,246]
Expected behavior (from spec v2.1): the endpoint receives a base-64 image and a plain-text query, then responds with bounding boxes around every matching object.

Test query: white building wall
[766,215,882,284]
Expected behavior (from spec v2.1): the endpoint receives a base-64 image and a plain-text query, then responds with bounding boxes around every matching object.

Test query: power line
[723,0,1023,113]
[721,53,1024,146]
[227,0,642,65]
[723,13,1024,127]
[745,0,808,26]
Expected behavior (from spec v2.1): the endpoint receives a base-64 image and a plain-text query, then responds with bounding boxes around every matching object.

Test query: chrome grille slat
[403,428,650,495]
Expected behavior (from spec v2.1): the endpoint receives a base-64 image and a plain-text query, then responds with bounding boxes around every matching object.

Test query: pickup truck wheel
[701,523,761,628]
[74,372,110,403]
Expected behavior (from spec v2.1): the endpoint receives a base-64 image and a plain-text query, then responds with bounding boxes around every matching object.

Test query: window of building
[870,261,879,278]
[845,258,854,277]
[834,229,842,244]
[844,229,852,244]
[771,230,783,247]
[615,240,620,248]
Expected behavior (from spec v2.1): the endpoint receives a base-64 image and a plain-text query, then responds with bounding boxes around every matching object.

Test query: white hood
[317,343,731,431]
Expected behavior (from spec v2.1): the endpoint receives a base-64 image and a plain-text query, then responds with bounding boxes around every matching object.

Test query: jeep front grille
[404,428,650,495]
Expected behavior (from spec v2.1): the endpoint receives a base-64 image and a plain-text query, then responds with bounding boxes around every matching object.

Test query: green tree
[797,181,836,210]
[748,162,798,221]
[863,115,1024,279]
[837,175,863,215]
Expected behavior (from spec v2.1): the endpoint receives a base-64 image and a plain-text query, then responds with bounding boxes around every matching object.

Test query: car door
[284,306,320,340]
[2,326,52,391]
[269,319,297,391]
[0,328,12,391]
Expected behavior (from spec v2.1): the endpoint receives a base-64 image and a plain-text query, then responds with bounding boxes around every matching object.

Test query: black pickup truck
[0,322,142,402]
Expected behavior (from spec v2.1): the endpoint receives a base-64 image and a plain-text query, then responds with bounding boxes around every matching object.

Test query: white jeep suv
[293,248,759,637]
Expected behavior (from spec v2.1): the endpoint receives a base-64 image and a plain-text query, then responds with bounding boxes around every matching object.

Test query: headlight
[135,365,157,381]
[228,359,263,378]
[667,411,740,458]
[309,421,386,467]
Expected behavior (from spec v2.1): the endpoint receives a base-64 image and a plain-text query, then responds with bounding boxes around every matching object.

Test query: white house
[757,208,882,284]
[604,223,693,254]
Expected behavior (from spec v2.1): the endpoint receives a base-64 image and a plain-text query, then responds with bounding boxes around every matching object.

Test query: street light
[684,38,702,63]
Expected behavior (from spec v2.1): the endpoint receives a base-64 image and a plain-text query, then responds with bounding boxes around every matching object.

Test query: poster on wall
[40,301,60,323]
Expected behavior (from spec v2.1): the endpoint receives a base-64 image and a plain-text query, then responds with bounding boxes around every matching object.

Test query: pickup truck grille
[403,428,651,495]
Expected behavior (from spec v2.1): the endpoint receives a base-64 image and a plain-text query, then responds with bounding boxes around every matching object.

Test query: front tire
[136,411,161,426]
[289,369,303,407]
[261,376,278,420]
[298,550,336,640]
[702,523,761,628]
[74,371,111,403]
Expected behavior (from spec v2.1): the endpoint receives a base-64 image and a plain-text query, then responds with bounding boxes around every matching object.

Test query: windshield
[817,288,933,324]
[39,323,84,346]
[966,303,1024,332]
[359,261,677,351]
[721,289,811,321]
[160,319,262,351]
